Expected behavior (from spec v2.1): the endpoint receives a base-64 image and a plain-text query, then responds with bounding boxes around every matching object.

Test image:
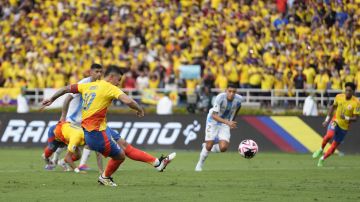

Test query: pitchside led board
[1,113,360,154]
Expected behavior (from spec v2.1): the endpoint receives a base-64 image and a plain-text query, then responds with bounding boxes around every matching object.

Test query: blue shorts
[47,125,66,151]
[106,127,121,142]
[84,129,121,157]
[327,121,347,143]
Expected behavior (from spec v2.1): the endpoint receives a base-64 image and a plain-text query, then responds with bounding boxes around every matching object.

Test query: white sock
[211,144,221,153]
[79,148,91,166]
[51,147,65,164]
[198,146,209,164]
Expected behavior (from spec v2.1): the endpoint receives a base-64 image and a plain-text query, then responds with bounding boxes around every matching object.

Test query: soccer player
[45,63,104,171]
[42,66,175,186]
[312,82,360,167]
[55,64,174,173]
[42,121,86,173]
[195,84,243,171]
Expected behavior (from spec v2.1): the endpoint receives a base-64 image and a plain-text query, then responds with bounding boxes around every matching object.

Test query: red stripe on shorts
[102,131,111,157]
[47,136,55,143]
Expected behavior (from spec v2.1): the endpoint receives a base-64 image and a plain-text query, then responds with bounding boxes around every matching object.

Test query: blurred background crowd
[0,0,360,97]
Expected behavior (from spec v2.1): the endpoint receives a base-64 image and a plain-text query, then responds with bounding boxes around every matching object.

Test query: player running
[312,82,360,167]
[195,84,243,171]
[42,66,175,186]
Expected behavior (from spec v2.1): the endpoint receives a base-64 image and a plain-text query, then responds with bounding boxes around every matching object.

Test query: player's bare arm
[60,95,74,121]
[118,94,144,117]
[211,112,237,129]
[340,114,358,122]
[41,86,73,109]
[64,150,79,172]
[322,104,337,127]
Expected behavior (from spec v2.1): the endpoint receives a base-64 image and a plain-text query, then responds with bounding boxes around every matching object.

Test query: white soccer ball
[238,139,258,159]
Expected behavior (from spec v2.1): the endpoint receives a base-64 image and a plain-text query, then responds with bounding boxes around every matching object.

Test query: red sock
[124,145,156,165]
[71,154,79,161]
[321,130,334,149]
[104,159,124,177]
[323,141,339,160]
[44,147,54,158]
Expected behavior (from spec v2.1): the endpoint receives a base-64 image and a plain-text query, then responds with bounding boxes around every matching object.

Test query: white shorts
[205,122,231,142]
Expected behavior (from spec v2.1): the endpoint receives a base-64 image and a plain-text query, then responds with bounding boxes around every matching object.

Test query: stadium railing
[22,88,350,108]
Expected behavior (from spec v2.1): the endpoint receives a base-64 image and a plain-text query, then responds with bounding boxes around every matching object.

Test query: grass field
[1,148,360,202]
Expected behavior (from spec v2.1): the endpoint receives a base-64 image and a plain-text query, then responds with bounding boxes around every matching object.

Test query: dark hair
[345,82,356,91]
[91,63,103,70]
[104,65,123,77]
[227,83,238,89]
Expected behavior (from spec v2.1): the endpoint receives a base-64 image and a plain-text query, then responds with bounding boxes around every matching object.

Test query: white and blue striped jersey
[65,77,92,125]
[206,93,243,125]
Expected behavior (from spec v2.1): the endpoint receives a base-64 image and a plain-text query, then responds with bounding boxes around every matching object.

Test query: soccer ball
[238,139,258,159]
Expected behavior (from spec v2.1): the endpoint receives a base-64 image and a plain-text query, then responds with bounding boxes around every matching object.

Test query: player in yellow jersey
[312,82,360,167]
[42,121,85,173]
[46,64,175,174]
[41,66,175,186]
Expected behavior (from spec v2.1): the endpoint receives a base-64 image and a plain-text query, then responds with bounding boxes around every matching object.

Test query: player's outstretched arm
[41,86,72,110]
[118,94,144,117]
[60,95,74,121]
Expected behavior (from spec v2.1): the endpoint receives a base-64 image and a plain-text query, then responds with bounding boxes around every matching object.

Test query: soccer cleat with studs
[155,152,176,172]
[98,175,117,187]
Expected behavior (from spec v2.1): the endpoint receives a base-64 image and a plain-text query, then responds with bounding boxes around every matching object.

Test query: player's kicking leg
[108,127,176,172]
[117,138,176,172]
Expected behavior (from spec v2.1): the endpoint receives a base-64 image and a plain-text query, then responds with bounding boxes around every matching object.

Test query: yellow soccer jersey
[333,94,360,130]
[70,80,124,131]
[54,122,85,153]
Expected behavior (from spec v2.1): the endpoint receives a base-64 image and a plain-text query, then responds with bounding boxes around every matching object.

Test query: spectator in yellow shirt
[302,63,316,89]
[214,69,228,90]
[149,73,160,89]
[284,71,295,97]
[314,68,330,91]
[274,71,285,97]
[238,60,250,88]
[340,66,355,89]
[330,71,342,91]
[261,68,275,107]
[355,70,360,97]
[248,63,262,89]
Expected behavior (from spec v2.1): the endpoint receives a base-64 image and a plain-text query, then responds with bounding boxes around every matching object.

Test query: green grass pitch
[1,148,360,202]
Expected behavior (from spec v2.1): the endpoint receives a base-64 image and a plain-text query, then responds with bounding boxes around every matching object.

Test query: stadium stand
[0,0,360,97]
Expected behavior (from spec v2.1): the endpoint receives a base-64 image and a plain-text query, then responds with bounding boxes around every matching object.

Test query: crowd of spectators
[0,0,360,98]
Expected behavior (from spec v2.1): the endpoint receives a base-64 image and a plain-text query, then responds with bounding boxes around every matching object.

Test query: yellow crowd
[0,0,360,94]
